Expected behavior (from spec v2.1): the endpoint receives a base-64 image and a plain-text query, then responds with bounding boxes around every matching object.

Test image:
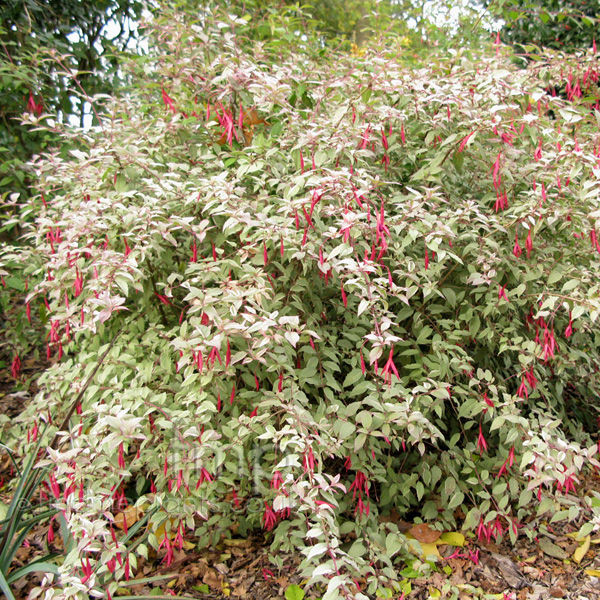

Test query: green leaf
[285,584,305,600]
[343,369,363,388]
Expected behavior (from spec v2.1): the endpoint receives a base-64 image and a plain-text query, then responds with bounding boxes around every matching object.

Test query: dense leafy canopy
[1,2,600,599]
[498,0,599,52]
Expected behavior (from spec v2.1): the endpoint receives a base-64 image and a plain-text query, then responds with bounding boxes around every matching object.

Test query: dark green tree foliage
[0,0,143,209]
[500,0,599,52]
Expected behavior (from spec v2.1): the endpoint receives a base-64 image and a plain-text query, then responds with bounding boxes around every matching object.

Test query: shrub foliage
[3,5,600,598]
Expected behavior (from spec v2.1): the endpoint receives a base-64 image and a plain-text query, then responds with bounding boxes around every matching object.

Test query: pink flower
[26,93,43,116]
[542,327,556,361]
[534,139,543,161]
[349,471,369,499]
[381,347,400,384]
[73,270,84,297]
[303,448,315,474]
[513,232,522,258]
[477,424,488,453]
[271,471,283,490]
[355,496,370,518]
[492,152,502,189]
[195,469,212,490]
[517,377,529,399]
[381,127,389,150]
[161,88,176,113]
[341,282,347,307]
[525,230,533,258]
[565,313,573,338]
[80,557,93,584]
[498,284,508,301]
[458,131,474,152]
[11,353,21,379]
[262,502,278,531]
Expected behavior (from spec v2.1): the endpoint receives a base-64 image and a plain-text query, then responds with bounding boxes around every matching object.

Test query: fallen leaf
[223,538,252,548]
[419,542,441,559]
[439,532,465,547]
[539,536,568,559]
[409,523,441,544]
[490,552,528,589]
[572,535,591,564]
[232,585,247,597]
[114,506,144,530]
[584,569,600,577]
[203,569,223,591]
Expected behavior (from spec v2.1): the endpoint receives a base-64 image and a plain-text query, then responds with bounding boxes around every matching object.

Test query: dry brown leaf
[203,568,223,591]
[223,538,252,548]
[232,585,247,597]
[409,523,441,544]
[114,505,144,530]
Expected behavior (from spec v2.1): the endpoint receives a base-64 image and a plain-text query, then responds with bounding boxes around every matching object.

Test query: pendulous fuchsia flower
[161,88,176,113]
[271,471,283,490]
[517,377,529,399]
[542,327,556,362]
[458,131,474,152]
[341,282,347,307]
[11,353,21,378]
[263,502,278,531]
[565,312,573,338]
[513,232,522,258]
[492,152,502,189]
[477,424,488,453]
[381,347,400,384]
[498,284,508,301]
[525,229,533,258]
[534,139,543,161]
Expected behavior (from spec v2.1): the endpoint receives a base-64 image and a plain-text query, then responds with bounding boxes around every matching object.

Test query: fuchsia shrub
[3,5,600,598]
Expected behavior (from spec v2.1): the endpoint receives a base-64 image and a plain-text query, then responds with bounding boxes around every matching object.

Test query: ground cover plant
[2,3,600,598]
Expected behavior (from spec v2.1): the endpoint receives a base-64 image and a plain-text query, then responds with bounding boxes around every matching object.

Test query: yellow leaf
[419,542,441,559]
[584,569,600,577]
[429,587,441,598]
[222,583,231,597]
[152,517,178,540]
[439,532,465,547]
[166,578,177,588]
[573,535,591,564]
